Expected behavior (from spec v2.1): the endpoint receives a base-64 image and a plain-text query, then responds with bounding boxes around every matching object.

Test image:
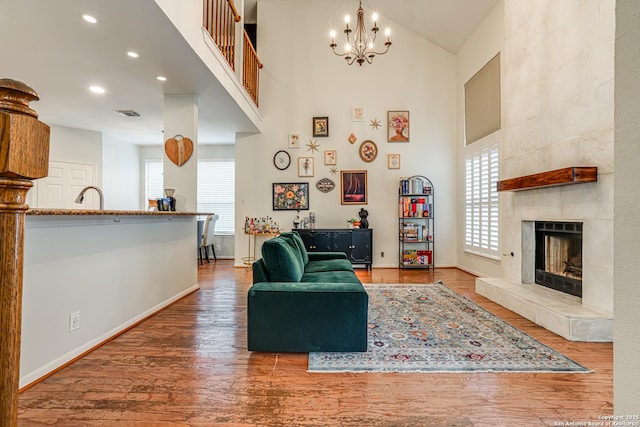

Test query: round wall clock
[273,150,291,170]
[359,140,378,163]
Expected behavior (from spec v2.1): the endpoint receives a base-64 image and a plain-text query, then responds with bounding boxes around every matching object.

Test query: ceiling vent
[116,109,140,117]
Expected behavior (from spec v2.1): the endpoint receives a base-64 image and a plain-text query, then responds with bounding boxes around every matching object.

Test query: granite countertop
[27,208,212,216]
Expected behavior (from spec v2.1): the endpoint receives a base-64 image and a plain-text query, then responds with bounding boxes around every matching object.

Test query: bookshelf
[399,176,434,269]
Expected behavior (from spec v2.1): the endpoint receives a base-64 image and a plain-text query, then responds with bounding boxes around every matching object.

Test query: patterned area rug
[308,283,590,373]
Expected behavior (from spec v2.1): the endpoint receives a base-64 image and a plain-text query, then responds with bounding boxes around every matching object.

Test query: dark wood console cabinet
[294,228,372,270]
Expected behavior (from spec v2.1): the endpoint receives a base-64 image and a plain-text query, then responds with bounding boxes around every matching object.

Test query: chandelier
[329,1,391,66]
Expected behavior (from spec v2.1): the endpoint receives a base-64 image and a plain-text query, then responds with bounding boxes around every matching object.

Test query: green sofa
[248,231,368,352]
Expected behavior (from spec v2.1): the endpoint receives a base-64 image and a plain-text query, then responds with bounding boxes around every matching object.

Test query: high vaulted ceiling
[0,0,498,145]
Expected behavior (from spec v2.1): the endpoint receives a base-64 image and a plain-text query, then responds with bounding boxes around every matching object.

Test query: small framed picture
[359,140,378,163]
[313,116,329,137]
[298,157,314,177]
[288,133,301,148]
[273,183,309,211]
[340,170,367,205]
[388,154,401,169]
[352,106,364,122]
[388,110,410,142]
[324,150,337,165]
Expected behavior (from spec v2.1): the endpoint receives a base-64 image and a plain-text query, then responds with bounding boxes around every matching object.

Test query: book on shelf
[399,197,430,218]
[400,178,432,195]
[402,249,432,265]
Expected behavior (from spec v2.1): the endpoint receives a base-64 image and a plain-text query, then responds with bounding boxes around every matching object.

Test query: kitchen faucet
[74,185,104,210]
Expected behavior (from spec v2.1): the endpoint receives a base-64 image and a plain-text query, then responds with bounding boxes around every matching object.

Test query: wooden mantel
[497,167,598,192]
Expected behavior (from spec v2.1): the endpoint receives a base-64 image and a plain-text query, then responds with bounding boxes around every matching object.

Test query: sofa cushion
[279,231,309,265]
[304,258,354,273]
[261,237,304,282]
[301,270,362,284]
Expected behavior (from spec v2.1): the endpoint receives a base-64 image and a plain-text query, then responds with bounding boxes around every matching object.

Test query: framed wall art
[352,106,364,122]
[312,116,329,137]
[388,153,401,169]
[359,140,378,163]
[298,157,314,177]
[324,150,337,165]
[388,110,410,142]
[340,170,367,205]
[288,133,301,148]
[272,183,310,211]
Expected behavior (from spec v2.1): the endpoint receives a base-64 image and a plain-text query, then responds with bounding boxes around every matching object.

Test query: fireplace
[534,221,582,297]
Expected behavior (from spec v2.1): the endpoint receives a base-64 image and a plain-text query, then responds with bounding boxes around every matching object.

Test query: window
[197,160,235,234]
[464,53,501,145]
[145,160,164,201]
[144,159,236,234]
[465,144,499,259]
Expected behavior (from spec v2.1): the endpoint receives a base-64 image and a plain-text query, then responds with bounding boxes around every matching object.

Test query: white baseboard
[19,284,199,389]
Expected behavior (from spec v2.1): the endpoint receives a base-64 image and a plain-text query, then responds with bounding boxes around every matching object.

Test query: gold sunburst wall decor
[370,118,381,130]
[329,167,338,175]
[306,139,320,153]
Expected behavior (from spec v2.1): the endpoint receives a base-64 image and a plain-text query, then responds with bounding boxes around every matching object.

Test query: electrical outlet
[69,312,80,332]
[381,251,384,257]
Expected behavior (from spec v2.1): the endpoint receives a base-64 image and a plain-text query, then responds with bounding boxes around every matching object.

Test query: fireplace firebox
[534,221,582,297]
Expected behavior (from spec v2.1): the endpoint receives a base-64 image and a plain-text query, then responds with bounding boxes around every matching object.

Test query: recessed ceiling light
[82,14,97,24]
[89,86,105,94]
[156,76,167,82]
[127,51,139,58]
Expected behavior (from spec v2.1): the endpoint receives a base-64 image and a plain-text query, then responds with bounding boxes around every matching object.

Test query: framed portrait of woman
[387,110,410,142]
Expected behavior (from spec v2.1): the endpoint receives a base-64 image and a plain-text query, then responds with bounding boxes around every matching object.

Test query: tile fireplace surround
[476,170,613,342]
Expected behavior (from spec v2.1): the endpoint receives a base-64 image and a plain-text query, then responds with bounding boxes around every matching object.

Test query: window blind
[145,160,164,201]
[464,53,501,145]
[197,160,235,234]
[465,144,499,259]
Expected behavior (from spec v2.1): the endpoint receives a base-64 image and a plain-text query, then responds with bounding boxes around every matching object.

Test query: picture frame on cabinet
[388,153,401,169]
[324,150,337,165]
[388,110,410,142]
[312,116,329,137]
[298,157,314,177]
[272,183,310,211]
[340,170,367,205]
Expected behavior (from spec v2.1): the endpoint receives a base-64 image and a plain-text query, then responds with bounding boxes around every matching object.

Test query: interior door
[34,161,96,209]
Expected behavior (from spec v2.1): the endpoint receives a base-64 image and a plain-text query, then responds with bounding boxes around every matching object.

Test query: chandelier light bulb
[328,1,392,66]
[330,30,336,38]
[385,28,391,36]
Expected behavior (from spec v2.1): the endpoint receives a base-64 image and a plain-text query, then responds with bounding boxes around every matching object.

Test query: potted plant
[346,218,360,229]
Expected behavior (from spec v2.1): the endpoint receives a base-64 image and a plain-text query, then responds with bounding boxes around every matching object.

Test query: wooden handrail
[228,0,241,23]
[243,30,263,106]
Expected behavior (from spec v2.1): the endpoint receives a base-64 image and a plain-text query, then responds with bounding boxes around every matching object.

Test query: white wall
[455,1,505,278]
[614,0,640,413]
[102,134,141,210]
[234,0,458,268]
[21,215,198,388]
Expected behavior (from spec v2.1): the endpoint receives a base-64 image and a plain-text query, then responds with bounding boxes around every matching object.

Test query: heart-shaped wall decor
[164,136,193,166]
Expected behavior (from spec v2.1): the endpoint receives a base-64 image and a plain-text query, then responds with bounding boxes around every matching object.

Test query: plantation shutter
[465,144,499,259]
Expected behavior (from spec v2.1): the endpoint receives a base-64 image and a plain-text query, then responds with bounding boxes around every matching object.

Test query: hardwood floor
[18,261,612,426]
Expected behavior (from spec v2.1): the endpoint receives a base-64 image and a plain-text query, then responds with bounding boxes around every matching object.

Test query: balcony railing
[203,0,262,107]
[243,30,263,106]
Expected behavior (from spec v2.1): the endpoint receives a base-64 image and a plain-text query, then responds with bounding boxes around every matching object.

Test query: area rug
[308,283,590,373]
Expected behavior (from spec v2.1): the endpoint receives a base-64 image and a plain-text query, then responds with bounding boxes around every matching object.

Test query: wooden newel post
[0,79,49,426]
